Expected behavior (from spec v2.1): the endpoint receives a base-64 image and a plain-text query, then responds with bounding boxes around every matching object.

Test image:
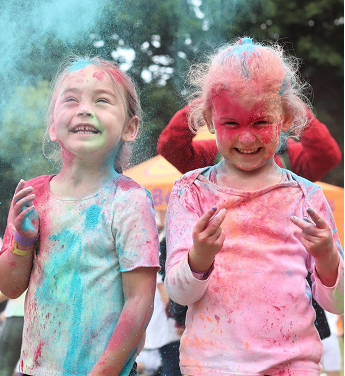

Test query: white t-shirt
[1,174,160,376]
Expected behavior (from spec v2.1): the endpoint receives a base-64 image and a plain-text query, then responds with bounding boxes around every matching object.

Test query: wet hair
[43,56,142,172]
[188,37,312,145]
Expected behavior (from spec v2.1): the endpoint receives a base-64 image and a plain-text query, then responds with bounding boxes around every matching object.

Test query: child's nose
[238,131,256,144]
[76,108,95,117]
[76,102,95,118]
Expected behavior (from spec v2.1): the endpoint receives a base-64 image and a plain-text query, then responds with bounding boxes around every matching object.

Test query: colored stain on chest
[85,205,102,230]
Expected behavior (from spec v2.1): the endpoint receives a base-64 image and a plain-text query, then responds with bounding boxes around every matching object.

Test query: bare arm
[88,267,157,376]
[0,249,33,298]
[157,282,170,306]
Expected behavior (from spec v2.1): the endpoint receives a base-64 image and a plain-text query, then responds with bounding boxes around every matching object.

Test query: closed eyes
[96,98,110,104]
[65,97,78,103]
[254,120,268,125]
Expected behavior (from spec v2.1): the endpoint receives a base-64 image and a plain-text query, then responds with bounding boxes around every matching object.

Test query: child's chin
[235,161,267,172]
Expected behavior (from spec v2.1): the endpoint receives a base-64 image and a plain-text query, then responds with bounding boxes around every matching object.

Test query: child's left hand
[290,207,335,261]
[290,207,340,287]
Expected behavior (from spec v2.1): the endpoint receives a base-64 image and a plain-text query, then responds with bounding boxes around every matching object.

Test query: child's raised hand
[11,179,39,239]
[290,207,340,287]
[189,207,226,272]
[290,208,335,260]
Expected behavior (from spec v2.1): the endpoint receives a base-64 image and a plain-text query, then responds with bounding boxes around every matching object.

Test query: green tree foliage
[0,81,59,233]
[0,81,58,180]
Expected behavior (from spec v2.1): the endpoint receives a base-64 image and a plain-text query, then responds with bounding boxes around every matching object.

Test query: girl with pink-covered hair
[164,37,344,375]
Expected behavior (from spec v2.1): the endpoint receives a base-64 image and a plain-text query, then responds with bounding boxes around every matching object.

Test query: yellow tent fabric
[123,126,213,210]
[124,155,181,211]
[315,181,344,247]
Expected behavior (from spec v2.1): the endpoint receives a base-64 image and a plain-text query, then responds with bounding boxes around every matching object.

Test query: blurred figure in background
[321,311,343,376]
[0,290,26,376]
[137,271,182,376]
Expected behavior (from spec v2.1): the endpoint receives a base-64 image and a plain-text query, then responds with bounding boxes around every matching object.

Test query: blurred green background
[0,0,343,234]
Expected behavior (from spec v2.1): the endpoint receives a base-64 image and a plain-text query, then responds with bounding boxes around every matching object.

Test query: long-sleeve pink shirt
[165,167,344,376]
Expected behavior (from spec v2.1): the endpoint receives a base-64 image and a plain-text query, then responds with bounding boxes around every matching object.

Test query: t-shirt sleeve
[305,184,344,314]
[0,208,15,256]
[113,186,160,272]
[164,177,212,305]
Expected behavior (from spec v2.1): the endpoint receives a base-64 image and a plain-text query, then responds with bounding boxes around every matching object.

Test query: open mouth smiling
[71,125,100,134]
[235,147,262,154]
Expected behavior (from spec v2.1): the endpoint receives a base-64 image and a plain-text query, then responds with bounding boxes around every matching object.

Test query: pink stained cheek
[214,124,238,144]
[257,125,279,145]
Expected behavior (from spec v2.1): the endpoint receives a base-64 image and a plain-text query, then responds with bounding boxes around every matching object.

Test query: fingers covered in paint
[194,207,226,235]
[11,180,39,239]
[290,207,335,261]
[189,207,226,273]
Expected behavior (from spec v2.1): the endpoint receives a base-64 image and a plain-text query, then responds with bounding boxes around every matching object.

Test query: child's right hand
[11,179,39,239]
[189,207,226,272]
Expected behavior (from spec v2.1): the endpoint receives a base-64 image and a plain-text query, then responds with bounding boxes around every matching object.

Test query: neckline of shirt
[46,174,120,201]
[197,167,299,196]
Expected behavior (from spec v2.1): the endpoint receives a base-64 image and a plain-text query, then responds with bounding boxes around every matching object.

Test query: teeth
[73,126,99,134]
[237,148,259,154]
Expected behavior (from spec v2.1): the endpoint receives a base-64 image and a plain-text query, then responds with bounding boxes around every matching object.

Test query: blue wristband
[14,231,39,247]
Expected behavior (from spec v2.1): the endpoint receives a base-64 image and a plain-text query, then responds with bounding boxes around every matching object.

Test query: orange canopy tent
[315,181,344,246]
[124,155,181,211]
[123,126,213,211]
[124,128,344,246]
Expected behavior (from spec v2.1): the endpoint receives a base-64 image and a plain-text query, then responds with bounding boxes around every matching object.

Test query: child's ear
[203,109,215,134]
[282,113,293,132]
[122,116,139,142]
[49,118,57,141]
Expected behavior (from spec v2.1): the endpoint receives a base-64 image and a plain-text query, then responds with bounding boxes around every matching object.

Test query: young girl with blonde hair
[0,56,160,376]
[165,38,344,376]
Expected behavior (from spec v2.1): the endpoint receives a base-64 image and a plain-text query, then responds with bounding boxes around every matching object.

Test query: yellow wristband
[11,241,34,256]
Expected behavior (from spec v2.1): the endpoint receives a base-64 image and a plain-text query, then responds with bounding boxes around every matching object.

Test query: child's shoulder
[24,175,53,190]
[117,174,152,200]
[288,171,323,193]
[174,167,210,187]
[287,170,327,204]
[118,174,146,192]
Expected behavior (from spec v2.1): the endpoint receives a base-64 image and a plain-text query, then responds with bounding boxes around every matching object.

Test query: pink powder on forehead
[93,70,105,81]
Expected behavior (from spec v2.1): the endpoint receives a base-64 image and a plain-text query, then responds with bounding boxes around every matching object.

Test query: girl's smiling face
[50,64,138,162]
[205,89,291,173]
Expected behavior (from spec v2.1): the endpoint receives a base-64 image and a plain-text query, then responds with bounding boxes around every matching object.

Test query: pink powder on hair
[109,68,124,85]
